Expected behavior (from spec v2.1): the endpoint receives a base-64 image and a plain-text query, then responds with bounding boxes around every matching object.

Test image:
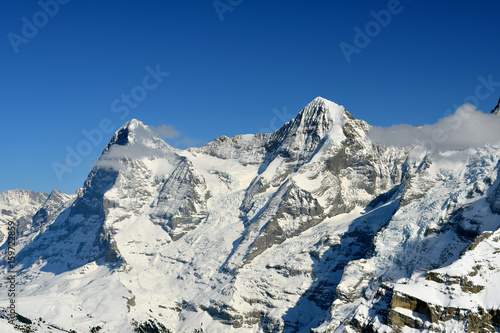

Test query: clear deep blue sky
[2,0,500,194]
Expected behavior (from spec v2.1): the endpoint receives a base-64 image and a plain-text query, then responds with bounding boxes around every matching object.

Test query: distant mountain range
[1,97,500,332]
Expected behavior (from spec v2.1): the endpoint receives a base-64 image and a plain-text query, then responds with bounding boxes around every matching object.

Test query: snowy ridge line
[1,97,500,332]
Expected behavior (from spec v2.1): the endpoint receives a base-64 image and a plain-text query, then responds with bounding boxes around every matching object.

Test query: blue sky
[2,0,500,194]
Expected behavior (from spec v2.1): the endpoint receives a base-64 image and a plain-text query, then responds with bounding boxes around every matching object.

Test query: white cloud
[94,143,159,171]
[152,124,180,139]
[367,104,500,153]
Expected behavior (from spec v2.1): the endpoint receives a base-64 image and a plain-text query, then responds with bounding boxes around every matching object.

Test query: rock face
[1,97,500,332]
[487,170,500,214]
[15,167,120,270]
[491,98,500,115]
[149,157,208,240]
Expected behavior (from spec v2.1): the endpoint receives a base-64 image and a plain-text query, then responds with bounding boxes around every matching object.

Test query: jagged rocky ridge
[0,190,74,247]
[0,97,500,332]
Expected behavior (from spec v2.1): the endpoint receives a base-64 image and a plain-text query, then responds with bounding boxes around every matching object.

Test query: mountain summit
[492,98,500,115]
[1,97,500,332]
[108,118,160,146]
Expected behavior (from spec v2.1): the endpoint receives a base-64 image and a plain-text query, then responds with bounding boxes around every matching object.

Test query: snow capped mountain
[0,190,74,247]
[492,98,500,115]
[0,190,48,209]
[1,97,500,332]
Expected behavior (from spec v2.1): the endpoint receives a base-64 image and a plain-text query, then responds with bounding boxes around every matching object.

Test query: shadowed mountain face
[14,167,120,273]
[1,97,500,333]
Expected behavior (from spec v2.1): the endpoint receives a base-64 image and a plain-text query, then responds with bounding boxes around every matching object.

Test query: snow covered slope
[1,97,500,332]
[0,190,74,247]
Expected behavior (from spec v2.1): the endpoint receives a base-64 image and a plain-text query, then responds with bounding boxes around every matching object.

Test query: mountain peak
[107,119,157,147]
[491,98,500,115]
[98,119,179,172]
[305,96,344,119]
[6,95,500,333]
[122,118,145,130]
[268,97,349,150]
[294,97,346,136]
[309,96,336,106]
[258,97,349,174]
[310,96,329,105]
[46,189,73,204]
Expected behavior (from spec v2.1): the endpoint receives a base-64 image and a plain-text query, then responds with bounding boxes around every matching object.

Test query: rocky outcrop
[132,319,172,333]
[487,181,500,214]
[150,158,208,240]
[491,98,500,115]
[400,157,435,207]
[244,182,324,264]
[389,290,499,333]
[190,134,269,166]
